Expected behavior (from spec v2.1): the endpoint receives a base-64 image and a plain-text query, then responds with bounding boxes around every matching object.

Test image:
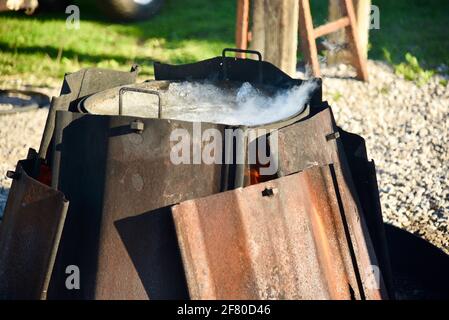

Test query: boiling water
[85,80,318,126]
[162,80,318,126]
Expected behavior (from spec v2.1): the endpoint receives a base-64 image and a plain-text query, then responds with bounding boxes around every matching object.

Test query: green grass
[370,0,449,68]
[388,52,435,86]
[0,0,448,84]
[309,0,449,75]
[0,0,235,82]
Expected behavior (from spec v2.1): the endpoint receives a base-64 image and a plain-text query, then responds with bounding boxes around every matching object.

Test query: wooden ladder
[235,0,250,59]
[298,0,368,81]
[235,0,368,81]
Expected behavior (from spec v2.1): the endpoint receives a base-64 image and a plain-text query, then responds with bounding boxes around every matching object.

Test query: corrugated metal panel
[172,164,384,300]
[39,67,140,158]
[0,160,68,300]
[339,129,395,297]
[277,107,335,175]
[277,107,388,299]
[47,113,225,299]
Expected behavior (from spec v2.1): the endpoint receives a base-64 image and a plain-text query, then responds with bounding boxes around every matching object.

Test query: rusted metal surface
[172,165,382,300]
[277,106,388,299]
[0,57,392,300]
[277,106,336,175]
[339,129,395,297]
[47,112,226,299]
[43,56,320,298]
[39,66,139,159]
[0,160,68,300]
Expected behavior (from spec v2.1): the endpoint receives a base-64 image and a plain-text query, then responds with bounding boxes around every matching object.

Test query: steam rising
[85,80,319,126]
[164,80,318,126]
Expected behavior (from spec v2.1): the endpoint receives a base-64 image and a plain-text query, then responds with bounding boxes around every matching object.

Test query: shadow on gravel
[385,223,449,300]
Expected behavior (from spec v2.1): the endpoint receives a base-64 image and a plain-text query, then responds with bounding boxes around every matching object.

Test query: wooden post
[250,0,299,77]
[341,0,369,80]
[297,0,368,81]
[235,0,250,58]
[298,0,321,77]
[354,0,371,60]
[249,0,265,58]
[327,0,371,64]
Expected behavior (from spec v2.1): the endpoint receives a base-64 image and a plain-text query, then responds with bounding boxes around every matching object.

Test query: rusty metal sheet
[172,165,383,300]
[0,160,68,300]
[47,112,227,299]
[277,106,336,175]
[339,130,395,297]
[276,106,389,299]
[39,66,139,159]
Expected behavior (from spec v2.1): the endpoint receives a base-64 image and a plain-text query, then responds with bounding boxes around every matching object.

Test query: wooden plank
[342,0,369,81]
[327,0,370,73]
[298,0,320,77]
[314,17,350,39]
[250,0,299,76]
[354,0,371,60]
[235,0,250,58]
[249,0,265,58]
[327,0,352,65]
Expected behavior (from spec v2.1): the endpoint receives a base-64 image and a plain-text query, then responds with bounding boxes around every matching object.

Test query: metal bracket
[6,170,21,180]
[130,120,145,133]
[326,131,340,141]
[262,187,278,197]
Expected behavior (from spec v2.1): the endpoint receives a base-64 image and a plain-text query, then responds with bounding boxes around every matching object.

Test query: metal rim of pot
[78,81,312,129]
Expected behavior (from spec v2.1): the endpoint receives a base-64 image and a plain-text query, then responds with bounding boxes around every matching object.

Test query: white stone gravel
[0,85,57,217]
[0,61,448,254]
[0,108,49,212]
[314,61,449,253]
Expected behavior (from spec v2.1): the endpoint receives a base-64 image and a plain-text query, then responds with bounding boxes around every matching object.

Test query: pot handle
[118,87,162,118]
[222,48,263,83]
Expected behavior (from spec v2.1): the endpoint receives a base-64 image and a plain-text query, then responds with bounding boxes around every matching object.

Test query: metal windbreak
[172,165,386,300]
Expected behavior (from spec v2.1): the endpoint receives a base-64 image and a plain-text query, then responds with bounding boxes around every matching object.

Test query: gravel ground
[0,108,49,214]
[0,84,58,216]
[317,61,449,253]
[0,61,448,253]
